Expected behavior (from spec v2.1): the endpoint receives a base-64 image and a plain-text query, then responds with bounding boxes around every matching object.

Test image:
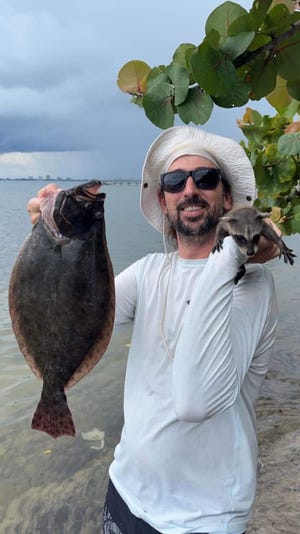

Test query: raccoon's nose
[246,249,255,256]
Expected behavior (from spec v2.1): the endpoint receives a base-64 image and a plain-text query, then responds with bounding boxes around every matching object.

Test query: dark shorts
[103,480,162,534]
[102,479,246,534]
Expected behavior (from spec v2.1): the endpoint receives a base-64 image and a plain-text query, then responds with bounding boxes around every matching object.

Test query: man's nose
[183,175,199,195]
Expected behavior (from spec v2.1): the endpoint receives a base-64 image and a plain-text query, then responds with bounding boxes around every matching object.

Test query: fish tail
[31,395,76,439]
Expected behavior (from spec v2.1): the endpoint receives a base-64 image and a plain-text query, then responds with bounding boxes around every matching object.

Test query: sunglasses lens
[161,168,221,193]
[161,172,186,193]
[194,168,220,189]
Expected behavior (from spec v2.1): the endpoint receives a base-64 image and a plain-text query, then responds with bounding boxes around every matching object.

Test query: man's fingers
[37,183,60,198]
[27,197,42,224]
[27,183,62,224]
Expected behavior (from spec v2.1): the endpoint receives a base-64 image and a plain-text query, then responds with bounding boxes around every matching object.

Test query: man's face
[158,155,232,239]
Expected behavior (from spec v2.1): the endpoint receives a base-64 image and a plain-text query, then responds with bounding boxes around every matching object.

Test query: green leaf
[212,79,250,107]
[205,29,221,50]
[117,60,151,94]
[220,31,255,60]
[288,207,300,231]
[253,161,272,188]
[280,99,300,120]
[249,58,278,99]
[249,0,273,31]
[166,62,190,106]
[190,41,238,96]
[266,75,293,112]
[146,67,169,90]
[276,158,297,182]
[276,34,300,81]
[247,33,271,52]
[278,133,300,156]
[177,88,214,125]
[205,2,248,42]
[142,81,175,129]
[228,13,253,35]
[261,5,293,36]
[289,216,300,234]
[287,80,300,101]
[172,43,196,70]
[130,95,143,108]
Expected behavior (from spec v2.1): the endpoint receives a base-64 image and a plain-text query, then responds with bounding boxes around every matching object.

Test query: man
[28,126,279,534]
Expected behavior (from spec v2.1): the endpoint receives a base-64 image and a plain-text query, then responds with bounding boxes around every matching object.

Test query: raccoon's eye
[253,234,260,245]
[234,235,247,245]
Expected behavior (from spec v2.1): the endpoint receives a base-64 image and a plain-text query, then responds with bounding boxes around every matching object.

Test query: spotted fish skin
[9,181,115,438]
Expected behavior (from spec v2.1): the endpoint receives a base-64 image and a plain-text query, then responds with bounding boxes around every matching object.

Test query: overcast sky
[0,0,270,180]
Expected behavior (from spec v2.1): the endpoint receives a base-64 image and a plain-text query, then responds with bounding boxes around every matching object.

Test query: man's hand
[27,183,61,224]
[248,218,283,264]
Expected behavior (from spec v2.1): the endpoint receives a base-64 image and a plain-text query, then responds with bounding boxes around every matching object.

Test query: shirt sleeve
[172,237,278,422]
[114,263,138,325]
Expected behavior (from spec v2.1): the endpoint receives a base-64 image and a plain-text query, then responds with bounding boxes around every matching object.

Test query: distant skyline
[0,0,272,181]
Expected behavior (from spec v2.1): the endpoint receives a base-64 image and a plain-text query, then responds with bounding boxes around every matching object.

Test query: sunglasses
[160,167,223,194]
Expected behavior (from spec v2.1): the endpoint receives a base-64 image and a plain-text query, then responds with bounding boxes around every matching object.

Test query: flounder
[9,181,115,438]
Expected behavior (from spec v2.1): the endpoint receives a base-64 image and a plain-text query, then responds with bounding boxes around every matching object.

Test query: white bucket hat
[140,125,257,233]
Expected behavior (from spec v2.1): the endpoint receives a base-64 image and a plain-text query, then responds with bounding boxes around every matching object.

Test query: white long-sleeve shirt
[109,237,278,534]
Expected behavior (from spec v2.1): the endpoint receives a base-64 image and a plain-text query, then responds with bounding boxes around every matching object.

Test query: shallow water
[0,181,299,533]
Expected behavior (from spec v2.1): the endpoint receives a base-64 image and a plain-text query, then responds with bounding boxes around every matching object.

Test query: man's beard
[167,195,224,238]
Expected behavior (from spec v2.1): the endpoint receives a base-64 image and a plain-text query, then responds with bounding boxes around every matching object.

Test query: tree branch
[234,20,300,68]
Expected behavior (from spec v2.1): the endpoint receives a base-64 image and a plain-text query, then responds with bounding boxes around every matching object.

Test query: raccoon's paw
[281,243,296,265]
[212,241,223,254]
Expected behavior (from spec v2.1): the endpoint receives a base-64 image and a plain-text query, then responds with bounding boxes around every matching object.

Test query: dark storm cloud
[0,0,256,177]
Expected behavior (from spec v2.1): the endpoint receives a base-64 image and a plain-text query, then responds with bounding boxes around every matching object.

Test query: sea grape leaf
[287,80,300,101]
[146,68,169,90]
[212,79,250,107]
[228,13,253,35]
[205,2,248,42]
[166,62,190,106]
[172,43,196,71]
[276,34,300,81]
[142,81,175,129]
[276,158,297,182]
[290,217,300,234]
[249,0,273,31]
[261,4,293,35]
[278,133,300,156]
[190,40,238,96]
[249,57,278,99]
[177,87,214,124]
[266,75,292,111]
[220,31,255,60]
[205,29,222,50]
[289,204,300,233]
[117,60,151,94]
[247,33,271,51]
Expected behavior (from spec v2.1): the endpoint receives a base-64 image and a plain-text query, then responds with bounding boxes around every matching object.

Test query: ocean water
[0,180,299,533]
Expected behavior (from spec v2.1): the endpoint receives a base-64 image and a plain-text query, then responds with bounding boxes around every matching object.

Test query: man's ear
[158,191,167,214]
[223,192,233,212]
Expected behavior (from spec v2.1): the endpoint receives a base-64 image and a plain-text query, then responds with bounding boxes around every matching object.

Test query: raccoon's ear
[256,211,269,220]
[221,215,237,223]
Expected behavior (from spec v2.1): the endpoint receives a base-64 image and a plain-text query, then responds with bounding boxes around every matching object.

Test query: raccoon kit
[212,206,296,284]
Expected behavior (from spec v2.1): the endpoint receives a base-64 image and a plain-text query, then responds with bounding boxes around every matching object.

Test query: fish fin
[31,397,76,439]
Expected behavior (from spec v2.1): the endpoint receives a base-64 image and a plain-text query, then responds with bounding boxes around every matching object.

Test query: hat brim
[140,126,256,233]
